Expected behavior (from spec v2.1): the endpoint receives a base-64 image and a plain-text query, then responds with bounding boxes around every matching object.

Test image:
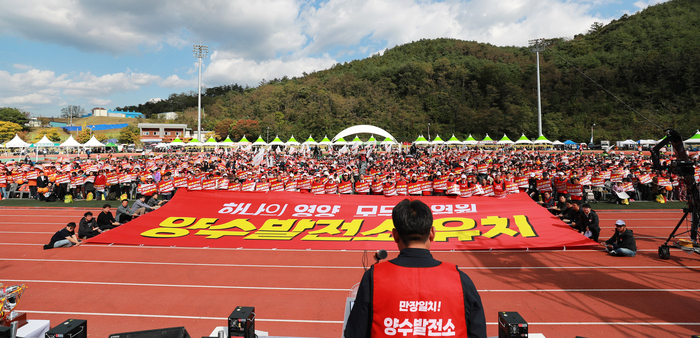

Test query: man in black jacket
[600,220,637,257]
[344,199,486,338]
[577,203,600,241]
[78,211,104,239]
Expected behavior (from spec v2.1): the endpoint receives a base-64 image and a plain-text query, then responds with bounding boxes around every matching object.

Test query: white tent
[684,130,700,144]
[60,135,82,147]
[332,125,398,144]
[34,135,55,147]
[5,134,30,148]
[83,136,105,148]
[620,139,637,146]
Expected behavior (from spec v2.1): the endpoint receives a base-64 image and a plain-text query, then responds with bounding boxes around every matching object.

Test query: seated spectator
[97,203,121,230]
[116,199,138,223]
[78,211,105,239]
[550,194,569,215]
[45,222,81,249]
[147,193,167,209]
[557,199,574,223]
[565,202,582,228]
[577,203,600,241]
[131,194,157,217]
[599,220,637,257]
[537,191,556,211]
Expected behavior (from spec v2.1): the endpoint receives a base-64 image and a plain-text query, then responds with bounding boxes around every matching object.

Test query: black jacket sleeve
[344,267,373,338]
[459,269,487,338]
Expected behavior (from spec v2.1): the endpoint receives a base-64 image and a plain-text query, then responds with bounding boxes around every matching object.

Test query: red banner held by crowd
[88,191,596,250]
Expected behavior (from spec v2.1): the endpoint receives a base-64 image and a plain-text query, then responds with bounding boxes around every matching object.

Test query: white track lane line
[2,257,699,270]
[4,279,700,293]
[21,310,343,323]
[0,242,679,253]
[19,310,700,326]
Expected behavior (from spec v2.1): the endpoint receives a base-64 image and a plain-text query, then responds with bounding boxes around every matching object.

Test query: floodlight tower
[193,44,209,143]
[529,38,546,137]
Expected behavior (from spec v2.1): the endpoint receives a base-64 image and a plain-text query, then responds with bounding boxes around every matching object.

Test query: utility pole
[529,38,546,137]
[193,44,209,143]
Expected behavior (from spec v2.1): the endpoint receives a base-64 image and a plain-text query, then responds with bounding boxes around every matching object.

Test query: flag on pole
[252,148,265,167]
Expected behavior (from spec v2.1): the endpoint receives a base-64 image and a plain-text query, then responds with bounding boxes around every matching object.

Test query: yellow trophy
[1,284,28,328]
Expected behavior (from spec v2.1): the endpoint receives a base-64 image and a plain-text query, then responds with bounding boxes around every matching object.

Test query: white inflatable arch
[332,125,397,142]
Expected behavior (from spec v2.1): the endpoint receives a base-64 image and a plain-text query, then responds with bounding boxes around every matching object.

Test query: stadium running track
[1,206,699,337]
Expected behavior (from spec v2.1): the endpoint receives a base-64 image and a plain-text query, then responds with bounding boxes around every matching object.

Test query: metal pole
[536,50,542,137]
[529,38,546,137]
[198,56,202,143]
[591,123,595,144]
[428,123,431,141]
[193,44,209,144]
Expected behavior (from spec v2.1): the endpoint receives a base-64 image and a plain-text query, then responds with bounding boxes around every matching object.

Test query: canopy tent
[219,136,235,146]
[169,136,184,145]
[478,134,496,146]
[684,130,700,144]
[60,135,82,147]
[105,142,118,148]
[431,134,445,145]
[365,135,377,145]
[552,140,565,145]
[350,136,363,145]
[514,134,533,145]
[252,136,268,146]
[333,137,348,146]
[331,125,398,145]
[463,134,478,146]
[83,136,106,147]
[204,137,218,146]
[5,134,30,148]
[285,135,300,146]
[302,135,317,146]
[269,136,285,146]
[563,140,578,145]
[318,135,333,146]
[497,134,514,145]
[413,135,430,145]
[155,142,169,148]
[380,137,397,145]
[638,139,657,145]
[445,135,462,146]
[239,135,250,143]
[533,135,552,144]
[186,138,202,146]
[619,139,637,146]
[34,135,56,147]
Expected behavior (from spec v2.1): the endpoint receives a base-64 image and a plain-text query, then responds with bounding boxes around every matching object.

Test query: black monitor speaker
[109,327,190,338]
[45,319,88,338]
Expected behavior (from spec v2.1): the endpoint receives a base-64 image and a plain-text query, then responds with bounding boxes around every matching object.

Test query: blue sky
[0,0,668,117]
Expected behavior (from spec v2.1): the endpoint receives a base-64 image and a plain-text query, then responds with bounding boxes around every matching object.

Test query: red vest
[372,262,467,337]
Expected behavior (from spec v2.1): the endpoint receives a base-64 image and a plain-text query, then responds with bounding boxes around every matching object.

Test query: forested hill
[120,0,700,143]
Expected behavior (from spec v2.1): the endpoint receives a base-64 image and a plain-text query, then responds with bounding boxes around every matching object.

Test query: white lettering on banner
[218,203,288,216]
[355,205,394,217]
[383,317,455,336]
[292,204,342,217]
[399,301,442,312]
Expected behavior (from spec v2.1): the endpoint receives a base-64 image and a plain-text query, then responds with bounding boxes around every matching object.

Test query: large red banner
[88,191,595,250]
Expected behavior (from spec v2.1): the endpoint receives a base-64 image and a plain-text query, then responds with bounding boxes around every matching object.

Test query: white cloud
[12,64,33,70]
[204,52,337,87]
[161,75,197,89]
[89,98,112,106]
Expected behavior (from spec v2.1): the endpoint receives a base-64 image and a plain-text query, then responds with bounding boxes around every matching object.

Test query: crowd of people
[1,145,697,205]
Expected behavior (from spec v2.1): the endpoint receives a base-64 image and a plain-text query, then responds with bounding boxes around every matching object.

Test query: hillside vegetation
[119,0,700,142]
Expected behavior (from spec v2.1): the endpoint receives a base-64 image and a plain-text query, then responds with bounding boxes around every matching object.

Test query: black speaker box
[109,327,190,338]
[45,319,88,338]
[498,311,528,338]
[228,306,255,338]
[0,326,11,338]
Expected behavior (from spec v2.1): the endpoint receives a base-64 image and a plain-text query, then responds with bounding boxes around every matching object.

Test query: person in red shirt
[94,170,107,201]
[344,199,486,338]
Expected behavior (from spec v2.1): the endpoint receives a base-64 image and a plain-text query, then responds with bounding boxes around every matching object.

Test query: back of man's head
[392,199,433,245]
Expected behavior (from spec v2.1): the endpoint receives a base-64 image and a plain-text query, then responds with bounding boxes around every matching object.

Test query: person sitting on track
[116,199,138,223]
[44,222,81,249]
[599,220,637,257]
[78,211,106,239]
[97,203,122,230]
